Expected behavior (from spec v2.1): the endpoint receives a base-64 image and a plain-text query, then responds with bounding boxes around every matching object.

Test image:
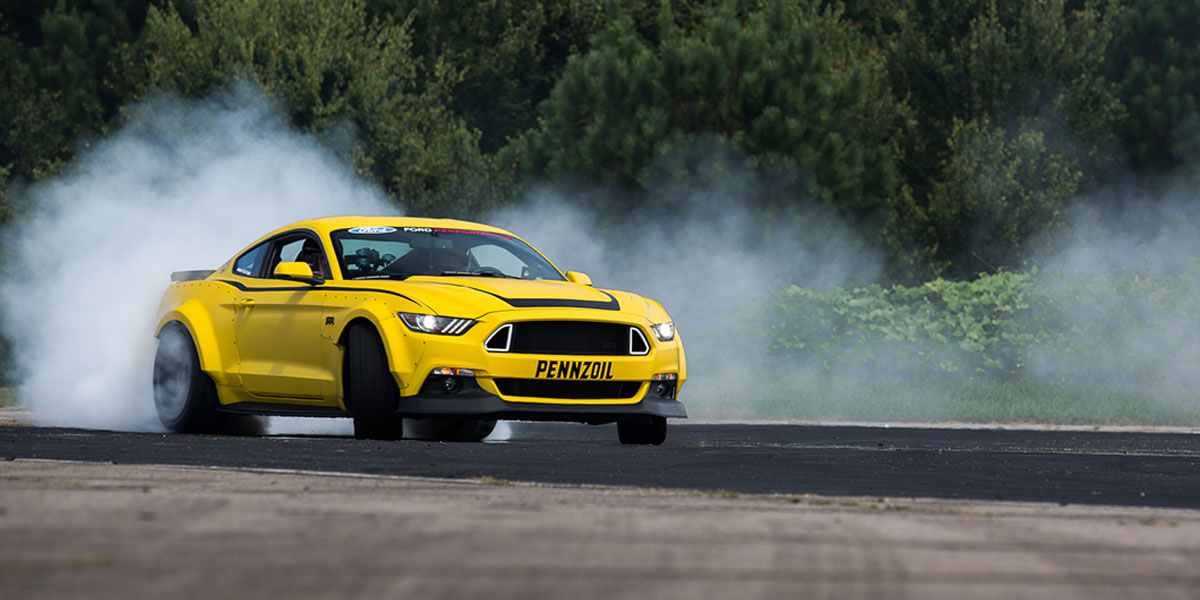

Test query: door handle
[236,299,256,308]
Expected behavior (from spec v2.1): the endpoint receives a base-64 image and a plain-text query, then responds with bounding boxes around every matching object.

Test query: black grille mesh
[502,321,639,355]
[494,379,642,400]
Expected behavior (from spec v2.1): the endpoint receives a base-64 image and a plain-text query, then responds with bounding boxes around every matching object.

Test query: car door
[233,234,335,401]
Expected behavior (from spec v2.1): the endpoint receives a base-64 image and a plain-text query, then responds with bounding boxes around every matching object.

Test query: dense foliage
[1108,0,1200,173]
[5,0,1194,280]
[141,0,497,215]
[767,264,1200,387]
[3,1,1200,372]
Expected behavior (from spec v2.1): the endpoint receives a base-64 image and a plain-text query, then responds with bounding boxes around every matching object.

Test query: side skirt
[217,402,350,418]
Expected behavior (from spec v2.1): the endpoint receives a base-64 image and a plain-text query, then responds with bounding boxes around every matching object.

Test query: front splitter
[395,391,687,424]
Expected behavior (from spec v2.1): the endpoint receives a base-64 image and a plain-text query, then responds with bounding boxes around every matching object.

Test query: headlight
[399,313,476,335]
[650,322,675,342]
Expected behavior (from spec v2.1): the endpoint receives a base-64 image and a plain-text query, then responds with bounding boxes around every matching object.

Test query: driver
[430,247,470,273]
[297,242,328,279]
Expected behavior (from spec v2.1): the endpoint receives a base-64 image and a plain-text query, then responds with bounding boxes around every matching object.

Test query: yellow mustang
[152,216,686,444]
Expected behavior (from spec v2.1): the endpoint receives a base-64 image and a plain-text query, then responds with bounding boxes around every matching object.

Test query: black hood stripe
[432,283,622,311]
[215,279,422,306]
[215,279,620,311]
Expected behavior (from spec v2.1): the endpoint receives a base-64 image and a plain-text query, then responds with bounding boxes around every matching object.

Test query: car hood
[394,276,654,320]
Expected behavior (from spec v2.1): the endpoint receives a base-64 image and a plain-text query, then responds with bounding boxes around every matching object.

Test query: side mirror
[565,271,593,286]
[274,261,324,285]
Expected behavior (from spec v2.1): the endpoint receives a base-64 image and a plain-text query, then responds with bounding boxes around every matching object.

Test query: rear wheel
[617,417,667,445]
[346,324,403,440]
[153,322,224,433]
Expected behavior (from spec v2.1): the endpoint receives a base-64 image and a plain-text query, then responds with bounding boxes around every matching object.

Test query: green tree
[362,0,732,155]
[364,1,619,155]
[927,116,1083,272]
[143,0,496,216]
[505,3,898,223]
[0,1,149,185]
[881,0,1123,278]
[1108,0,1200,172]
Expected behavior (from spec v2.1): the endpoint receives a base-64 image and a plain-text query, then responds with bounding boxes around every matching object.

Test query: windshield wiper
[352,273,410,280]
[440,270,518,278]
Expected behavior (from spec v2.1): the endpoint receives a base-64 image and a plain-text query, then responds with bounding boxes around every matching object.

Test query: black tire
[153,322,225,434]
[617,417,667,445]
[408,418,497,442]
[346,324,403,440]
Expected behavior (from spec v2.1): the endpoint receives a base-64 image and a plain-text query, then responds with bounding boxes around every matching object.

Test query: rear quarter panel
[154,280,240,390]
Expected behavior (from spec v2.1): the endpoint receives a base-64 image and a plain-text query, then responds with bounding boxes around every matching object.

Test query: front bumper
[389,309,688,422]
[395,386,687,424]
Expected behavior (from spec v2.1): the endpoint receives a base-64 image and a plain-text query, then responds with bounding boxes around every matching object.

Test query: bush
[766,265,1200,385]
[768,270,1049,377]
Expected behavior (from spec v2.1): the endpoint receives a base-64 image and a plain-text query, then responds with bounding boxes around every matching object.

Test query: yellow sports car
[152,216,686,444]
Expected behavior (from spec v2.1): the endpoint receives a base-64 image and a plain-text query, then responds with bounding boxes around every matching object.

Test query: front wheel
[153,322,224,433]
[346,324,404,440]
[617,417,667,445]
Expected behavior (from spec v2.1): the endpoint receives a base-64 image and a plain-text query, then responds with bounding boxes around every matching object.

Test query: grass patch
[702,489,740,499]
[474,475,517,486]
[0,387,13,408]
[686,374,1200,426]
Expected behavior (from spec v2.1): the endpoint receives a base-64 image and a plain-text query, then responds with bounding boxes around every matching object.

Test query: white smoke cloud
[0,83,395,431]
[487,160,883,419]
[12,82,1196,433]
[1028,177,1200,395]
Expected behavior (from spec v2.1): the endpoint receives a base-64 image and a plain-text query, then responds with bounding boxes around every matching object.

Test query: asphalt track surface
[4,422,1199,508]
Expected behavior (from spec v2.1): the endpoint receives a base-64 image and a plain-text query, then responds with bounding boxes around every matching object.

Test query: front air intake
[485,321,651,356]
[485,323,513,352]
[493,379,642,400]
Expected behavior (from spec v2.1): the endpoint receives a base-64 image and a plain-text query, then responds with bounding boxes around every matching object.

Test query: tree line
[1,0,1197,281]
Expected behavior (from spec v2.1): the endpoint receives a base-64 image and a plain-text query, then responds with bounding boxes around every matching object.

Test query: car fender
[155,289,238,388]
[326,301,423,395]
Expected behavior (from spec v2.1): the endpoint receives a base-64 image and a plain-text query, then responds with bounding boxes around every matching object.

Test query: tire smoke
[487,173,884,420]
[6,83,1194,432]
[0,84,394,431]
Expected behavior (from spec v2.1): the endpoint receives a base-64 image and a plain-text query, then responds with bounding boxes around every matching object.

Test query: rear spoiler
[171,270,216,282]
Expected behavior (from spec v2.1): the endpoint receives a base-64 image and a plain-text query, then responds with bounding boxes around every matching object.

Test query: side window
[276,238,306,264]
[268,235,329,280]
[233,243,269,278]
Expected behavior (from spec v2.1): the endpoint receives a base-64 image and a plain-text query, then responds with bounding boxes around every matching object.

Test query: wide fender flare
[331,307,422,389]
[155,299,233,383]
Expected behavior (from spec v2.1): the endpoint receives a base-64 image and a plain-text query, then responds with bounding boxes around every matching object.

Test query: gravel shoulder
[3,459,1199,600]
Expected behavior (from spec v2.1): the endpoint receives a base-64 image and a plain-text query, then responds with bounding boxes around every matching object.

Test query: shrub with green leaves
[766,265,1200,386]
[768,270,1051,377]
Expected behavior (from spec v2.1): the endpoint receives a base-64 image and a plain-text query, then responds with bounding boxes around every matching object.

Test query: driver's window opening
[272,236,328,280]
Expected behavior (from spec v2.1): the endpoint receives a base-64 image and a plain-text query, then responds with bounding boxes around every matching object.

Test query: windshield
[330,226,565,281]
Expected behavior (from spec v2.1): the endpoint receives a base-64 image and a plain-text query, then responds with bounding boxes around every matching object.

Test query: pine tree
[504,3,897,222]
[1108,0,1200,172]
[143,0,496,216]
[883,0,1123,277]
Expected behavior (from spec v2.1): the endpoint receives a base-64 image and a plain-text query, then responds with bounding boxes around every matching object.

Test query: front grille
[486,321,648,356]
[494,379,642,400]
